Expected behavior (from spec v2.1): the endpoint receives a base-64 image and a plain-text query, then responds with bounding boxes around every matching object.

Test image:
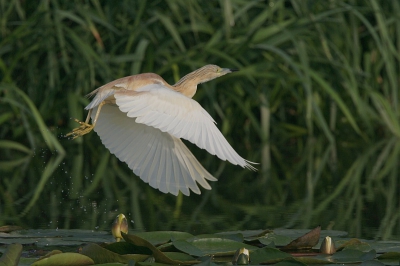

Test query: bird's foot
[65,119,94,139]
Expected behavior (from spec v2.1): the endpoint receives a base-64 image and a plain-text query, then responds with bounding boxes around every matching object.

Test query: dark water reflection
[0,186,400,240]
[2,151,399,242]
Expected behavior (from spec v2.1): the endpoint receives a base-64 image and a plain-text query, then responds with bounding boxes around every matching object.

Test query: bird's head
[173,64,238,97]
[195,64,237,84]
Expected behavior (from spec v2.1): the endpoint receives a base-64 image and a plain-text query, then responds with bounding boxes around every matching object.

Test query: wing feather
[92,104,215,195]
[114,84,256,170]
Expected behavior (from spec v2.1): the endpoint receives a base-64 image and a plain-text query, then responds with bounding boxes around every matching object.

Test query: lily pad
[281,226,321,250]
[331,249,376,264]
[250,247,292,264]
[31,252,94,266]
[134,231,194,246]
[81,243,148,264]
[336,238,372,252]
[105,241,152,255]
[377,251,400,260]
[258,233,293,246]
[359,260,386,266]
[163,252,197,261]
[0,243,22,266]
[172,240,205,256]
[217,230,273,240]
[195,233,244,243]
[122,233,199,264]
[189,238,257,256]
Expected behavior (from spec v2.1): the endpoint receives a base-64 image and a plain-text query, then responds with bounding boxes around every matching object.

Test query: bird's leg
[66,102,105,139]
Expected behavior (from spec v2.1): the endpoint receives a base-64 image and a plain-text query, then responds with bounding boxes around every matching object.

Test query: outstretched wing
[92,104,216,196]
[114,84,256,170]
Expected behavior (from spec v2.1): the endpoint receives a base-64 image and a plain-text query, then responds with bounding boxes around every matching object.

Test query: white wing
[92,104,216,196]
[114,84,255,170]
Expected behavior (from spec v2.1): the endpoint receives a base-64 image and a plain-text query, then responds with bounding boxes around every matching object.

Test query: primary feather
[92,105,216,196]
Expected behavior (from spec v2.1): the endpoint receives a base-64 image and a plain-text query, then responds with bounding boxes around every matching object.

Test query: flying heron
[67,64,257,196]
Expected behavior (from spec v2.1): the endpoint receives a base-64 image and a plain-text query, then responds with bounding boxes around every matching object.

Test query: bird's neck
[173,70,203,98]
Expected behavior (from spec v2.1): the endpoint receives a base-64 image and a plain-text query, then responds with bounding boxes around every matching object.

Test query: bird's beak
[222,68,238,74]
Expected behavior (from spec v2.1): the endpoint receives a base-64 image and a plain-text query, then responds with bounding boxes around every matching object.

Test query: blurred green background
[1,0,399,240]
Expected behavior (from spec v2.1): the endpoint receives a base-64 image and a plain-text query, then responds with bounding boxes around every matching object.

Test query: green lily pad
[105,241,152,255]
[81,243,148,264]
[336,238,372,252]
[172,240,205,256]
[275,257,308,266]
[122,233,199,264]
[92,262,129,266]
[331,249,376,263]
[250,247,292,264]
[281,226,321,250]
[196,233,244,243]
[137,263,171,266]
[368,242,400,253]
[258,233,293,246]
[31,252,94,266]
[218,230,272,240]
[294,256,334,264]
[359,260,386,266]
[17,257,39,266]
[377,251,400,260]
[134,231,194,246]
[0,243,23,266]
[274,229,347,239]
[189,238,257,256]
[163,252,196,261]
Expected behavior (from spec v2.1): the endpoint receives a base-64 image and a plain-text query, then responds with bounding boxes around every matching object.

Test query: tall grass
[0,0,399,239]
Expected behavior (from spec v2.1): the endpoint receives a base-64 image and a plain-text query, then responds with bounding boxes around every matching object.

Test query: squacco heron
[67,64,256,196]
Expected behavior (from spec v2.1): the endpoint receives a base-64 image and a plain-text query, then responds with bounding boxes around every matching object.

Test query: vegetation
[0,0,399,240]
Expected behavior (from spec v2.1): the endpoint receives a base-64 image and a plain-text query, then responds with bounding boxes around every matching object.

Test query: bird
[66,64,257,196]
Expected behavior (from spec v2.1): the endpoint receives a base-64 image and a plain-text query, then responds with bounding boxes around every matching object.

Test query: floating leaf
[250,247,292,264]
[377,251,400,260]
[218,229,272,240]
[122,233,199,264]
[281,226,321,250]
[197,233,244,243]
[172,240,205,257]
[331,249,376,264]
[104,242,152,255]
[191,256,215,266]
[258,233,293,247]
[31,253,94,266]
[359,260,385,266]
[361,250,377,261]
[336,238,372,252]
[163,252,196,262]
[189,238,257,256]
[275,257,308,266]
[37,250,63,260]
[81,243,148,264]
[0,243,22,266]
[294,256,334,265]
[134,231,194,246]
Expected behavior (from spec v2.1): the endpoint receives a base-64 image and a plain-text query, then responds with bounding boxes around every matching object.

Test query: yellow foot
[65,119,94,139]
